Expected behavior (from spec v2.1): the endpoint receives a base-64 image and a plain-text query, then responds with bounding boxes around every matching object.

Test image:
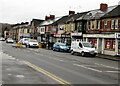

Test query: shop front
[54,33,71,45]
[116,33,120,56]
[83,33,120,56]
[118,40,120,55]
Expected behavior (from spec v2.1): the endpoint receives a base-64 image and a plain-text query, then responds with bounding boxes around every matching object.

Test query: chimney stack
[69,11,75,15]
[50,15,55,20]
[45,16,50,20]
[100,3,108,10]
[45,15,55,20]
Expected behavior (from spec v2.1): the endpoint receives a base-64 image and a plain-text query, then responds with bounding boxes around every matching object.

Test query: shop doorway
[118,40,120,55]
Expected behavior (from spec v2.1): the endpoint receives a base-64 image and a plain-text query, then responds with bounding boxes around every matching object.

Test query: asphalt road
[1,41,119,85]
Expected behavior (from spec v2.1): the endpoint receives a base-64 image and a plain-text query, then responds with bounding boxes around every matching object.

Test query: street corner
[2,53,59,84]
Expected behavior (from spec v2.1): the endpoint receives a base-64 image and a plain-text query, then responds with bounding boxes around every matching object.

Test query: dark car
[53,43,70,52]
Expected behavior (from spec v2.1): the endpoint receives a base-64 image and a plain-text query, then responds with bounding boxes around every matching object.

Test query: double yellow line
[22,61,74,86]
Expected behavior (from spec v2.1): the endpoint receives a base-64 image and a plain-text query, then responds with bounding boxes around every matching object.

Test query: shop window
[118,41,120,54]
[88,39,97,48]
[105,40,115,50]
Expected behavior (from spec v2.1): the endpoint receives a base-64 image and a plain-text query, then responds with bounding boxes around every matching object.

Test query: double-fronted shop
[83,33,120,56]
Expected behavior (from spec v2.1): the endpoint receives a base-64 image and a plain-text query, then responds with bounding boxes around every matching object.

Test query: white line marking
[73,64,103,72]
[103,71,120,73]
[95,63,119,70]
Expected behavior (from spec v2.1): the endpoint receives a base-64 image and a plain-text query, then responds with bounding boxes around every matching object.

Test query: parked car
[0,37,5,41]
[6,38,14,43]
[18,38,30,45]
[26,39,39,48]
[71,41,97,57]
[53,43,70,52]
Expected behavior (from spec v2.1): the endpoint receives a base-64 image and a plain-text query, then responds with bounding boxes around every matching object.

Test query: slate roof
[101,5,120,18]
[78,5,117,20]
[40,17,62,26]
[66,12,88,23]
[55,12,88,24]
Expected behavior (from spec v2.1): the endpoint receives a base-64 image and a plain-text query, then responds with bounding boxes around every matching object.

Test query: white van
[70,41,97,57]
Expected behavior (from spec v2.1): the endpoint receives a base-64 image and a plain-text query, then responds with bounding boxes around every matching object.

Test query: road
[1,41,119,85]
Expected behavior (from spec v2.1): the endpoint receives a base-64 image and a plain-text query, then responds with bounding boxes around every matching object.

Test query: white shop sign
[116,33,120,38]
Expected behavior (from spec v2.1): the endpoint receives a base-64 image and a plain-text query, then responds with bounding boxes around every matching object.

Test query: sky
[0,0,120,24]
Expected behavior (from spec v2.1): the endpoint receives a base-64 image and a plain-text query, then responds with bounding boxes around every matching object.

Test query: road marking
[48,57,64,62]
[95,63,119,70]
[22,61,73,86]
[73,64,103,72]
[103,71,120,73]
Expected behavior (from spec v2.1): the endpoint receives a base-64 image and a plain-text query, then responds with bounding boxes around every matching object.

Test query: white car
[18,38,30,45]
[6,38,14,43]
[0,37,5,41]
[26,39,39,48]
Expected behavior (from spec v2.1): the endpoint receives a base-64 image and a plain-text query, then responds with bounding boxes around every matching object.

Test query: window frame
[104,20,108,29]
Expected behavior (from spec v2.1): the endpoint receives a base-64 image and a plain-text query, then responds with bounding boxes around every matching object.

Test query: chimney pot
[100,3,108,10]
[69,11,75,15]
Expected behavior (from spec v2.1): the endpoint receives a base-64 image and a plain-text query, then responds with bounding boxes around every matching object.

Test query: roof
[80,5,117,20]
[55,15,70,24]
[55,12,88,24]
[67,12,88,22]
[40,17,62,26]
[101,5,120,18]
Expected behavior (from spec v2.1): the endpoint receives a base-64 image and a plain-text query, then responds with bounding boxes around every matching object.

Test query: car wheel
[57,49,60,52]
[53,48,55,51]
[71,50,74,55]
[28,45,30,48]
[92,54,96,57]
[81,51,85,57]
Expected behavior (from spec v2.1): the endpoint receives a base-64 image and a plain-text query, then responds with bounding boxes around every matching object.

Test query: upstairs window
[91,20,94,29]
[87,21,90,30]
[96,20,99,30]
[104,20,108,29]
[111,19,118,29]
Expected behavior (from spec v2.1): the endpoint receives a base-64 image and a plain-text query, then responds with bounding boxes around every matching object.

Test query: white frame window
[111,19,118,29]
[111,20,114,29]
[87,21,90,30]
[91,20,94,29]
[115,19,118,29]
[104,20,108,29]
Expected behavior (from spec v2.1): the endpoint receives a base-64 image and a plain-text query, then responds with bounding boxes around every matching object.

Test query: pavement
[97,54,120,61]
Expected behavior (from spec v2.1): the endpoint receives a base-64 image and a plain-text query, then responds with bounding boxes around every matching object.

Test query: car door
[77,43,83,53]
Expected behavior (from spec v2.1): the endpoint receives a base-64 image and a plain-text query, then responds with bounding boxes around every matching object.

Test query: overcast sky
[0,0,120,24]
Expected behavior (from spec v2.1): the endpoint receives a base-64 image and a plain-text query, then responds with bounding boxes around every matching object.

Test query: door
[98,38,102,54]
[118,40,120,55]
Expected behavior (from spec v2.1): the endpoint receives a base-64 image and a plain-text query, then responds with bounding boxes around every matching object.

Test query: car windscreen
[82,42,92,48]
[7,38,13,40]
[24,39,29,41]
[30,40,38,43]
